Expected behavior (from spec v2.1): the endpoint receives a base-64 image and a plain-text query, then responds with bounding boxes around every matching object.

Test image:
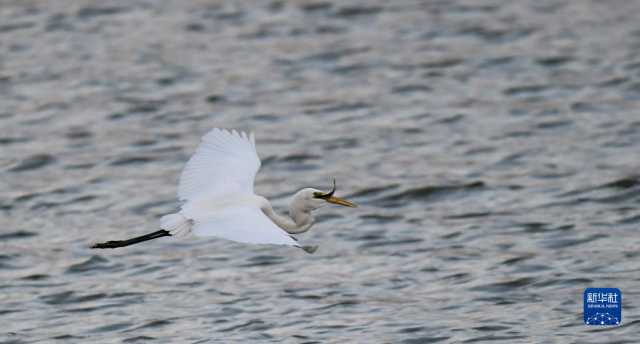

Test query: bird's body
[92,128,355,253]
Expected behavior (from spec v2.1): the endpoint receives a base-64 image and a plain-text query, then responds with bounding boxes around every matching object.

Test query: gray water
[1,1,640,343]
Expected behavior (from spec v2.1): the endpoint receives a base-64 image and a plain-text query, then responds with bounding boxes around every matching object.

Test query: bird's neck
[260,201,313,234]
[288,205,314,234]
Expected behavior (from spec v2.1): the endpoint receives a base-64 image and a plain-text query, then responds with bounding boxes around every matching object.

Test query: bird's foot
[301,245,318,254]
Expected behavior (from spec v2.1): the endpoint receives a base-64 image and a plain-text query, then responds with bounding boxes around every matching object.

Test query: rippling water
[2,1,640,343]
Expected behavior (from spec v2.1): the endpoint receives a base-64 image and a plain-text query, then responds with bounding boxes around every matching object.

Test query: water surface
[1,1,640,343]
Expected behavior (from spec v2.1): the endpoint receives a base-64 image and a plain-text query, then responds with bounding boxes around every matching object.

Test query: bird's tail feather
[160,213,192,237]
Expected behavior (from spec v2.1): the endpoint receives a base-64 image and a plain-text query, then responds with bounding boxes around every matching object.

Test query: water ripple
[1,1,639,342]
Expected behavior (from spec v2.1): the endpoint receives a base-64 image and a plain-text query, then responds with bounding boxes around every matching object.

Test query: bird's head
[294,179,357,211]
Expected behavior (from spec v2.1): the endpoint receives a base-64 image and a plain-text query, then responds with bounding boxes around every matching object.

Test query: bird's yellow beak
[313,179,357,207]
[325,196,357,208]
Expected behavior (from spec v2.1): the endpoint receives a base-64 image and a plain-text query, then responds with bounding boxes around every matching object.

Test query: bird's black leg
[91,230,172,249]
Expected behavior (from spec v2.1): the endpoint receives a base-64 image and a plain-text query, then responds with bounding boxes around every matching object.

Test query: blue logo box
[584,288,621,326]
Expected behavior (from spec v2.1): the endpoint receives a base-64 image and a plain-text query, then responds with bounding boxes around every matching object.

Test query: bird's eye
[312,192,323,198]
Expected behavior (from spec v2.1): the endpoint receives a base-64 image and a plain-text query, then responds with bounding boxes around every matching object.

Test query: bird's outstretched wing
[192,206,300,247]
[178,128,261,201]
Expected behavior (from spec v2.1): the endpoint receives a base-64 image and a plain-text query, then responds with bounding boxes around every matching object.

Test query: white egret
[91,128,356,253]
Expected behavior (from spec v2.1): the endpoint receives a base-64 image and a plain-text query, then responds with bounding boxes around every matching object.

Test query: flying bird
[91,128,356,253]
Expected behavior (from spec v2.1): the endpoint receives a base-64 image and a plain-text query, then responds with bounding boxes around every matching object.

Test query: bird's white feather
[160,213,192,237]
[192,206,300,247]
[178,128,260,201]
